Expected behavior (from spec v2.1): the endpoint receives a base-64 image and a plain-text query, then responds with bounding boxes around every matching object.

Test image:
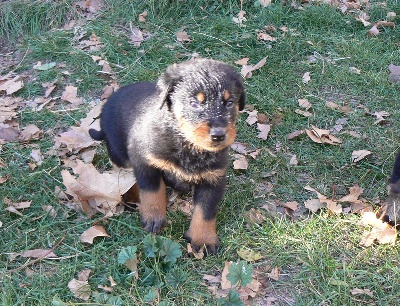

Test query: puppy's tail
[89,128,105,141]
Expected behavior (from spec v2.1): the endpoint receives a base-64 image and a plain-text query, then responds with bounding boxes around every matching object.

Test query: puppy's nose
[210,127,226,142]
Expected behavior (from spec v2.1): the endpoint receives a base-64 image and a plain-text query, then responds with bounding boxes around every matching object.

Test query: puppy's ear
[156,63,184,109]
[234,77,245,111]
[238,91,245,111]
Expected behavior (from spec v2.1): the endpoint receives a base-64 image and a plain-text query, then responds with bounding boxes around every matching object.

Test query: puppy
[89,58,245,254]
[378,150,400,225]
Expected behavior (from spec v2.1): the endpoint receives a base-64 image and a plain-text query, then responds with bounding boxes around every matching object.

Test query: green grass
[1,0,400,305]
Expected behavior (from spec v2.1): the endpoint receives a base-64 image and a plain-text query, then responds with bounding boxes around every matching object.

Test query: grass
[1,0,400,305]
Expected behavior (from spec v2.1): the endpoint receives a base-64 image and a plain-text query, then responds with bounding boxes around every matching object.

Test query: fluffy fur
[89,58,245,254]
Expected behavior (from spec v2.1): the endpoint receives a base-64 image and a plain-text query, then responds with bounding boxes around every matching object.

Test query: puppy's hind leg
[135,164,167,233]
[378,150,400,224]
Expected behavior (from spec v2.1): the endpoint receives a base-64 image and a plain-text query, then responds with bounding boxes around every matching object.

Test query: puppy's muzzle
[210,127,226,142]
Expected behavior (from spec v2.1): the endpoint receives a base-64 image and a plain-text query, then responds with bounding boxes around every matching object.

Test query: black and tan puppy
[378,150,400,225]
[89,58,245,254]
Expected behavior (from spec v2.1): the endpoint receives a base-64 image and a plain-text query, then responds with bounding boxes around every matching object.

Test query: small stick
[1,232,68,276]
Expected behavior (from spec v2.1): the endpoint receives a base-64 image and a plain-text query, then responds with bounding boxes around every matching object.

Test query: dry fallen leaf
[68,278,91,301]
[0,74,24,95]
[351,150,372,163]
[302,72,311,84]
[287,129,305,140]
[304,199,325,212]
[61,85,84,104]
[360,212,397,246]
[232,10,246,24]
[237,247,263,262]
[234,58,249,66]
[289,154,298,165]
[257,123,271,140]
[350,288,374,298]
[305,125,342,145]
[138,10,147,22]
[233,154,248,170]
[176,31,191,43]
[267,267,280,281]
[298,98,312,110]
[19,124,42,142]
[295,109,313,117]
[80,225,110,244]
[129,24,144,47]
[20,248,57,259]
[388,64,400,84]
[257,32,276,42]
[61,160,136,216]
[240,57,267,78]
[245,110,258,125]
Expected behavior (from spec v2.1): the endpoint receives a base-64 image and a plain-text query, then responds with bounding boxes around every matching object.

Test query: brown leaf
[68,278,91,301]
[20,249,57,259]
[232,10,246,24]
[305,125,342,145]
[350,288,374,298]
[388,64,400,84]
[257,32,276,42]
[55,126,98,153]
[245,110,258,125]
[279,201,299,211]
[234,58,249,66]
[19,124,42,142]
[302,72,311,84]
[287,129,305,140]
[351,150,372,163]
[289,155,298,165]
[61,160,136,216]
[129,24,144,47]
[298,98,312,110]
[267,267,280,281]
[221,261,233,290]
[0,124,19,142]
[368,25,380,36]
[295,109,313,117]
[233,154,248,170]
[360,227,397,246]
[138,10,148,22]
[42,205,57,218]
[61,85,84,104]
[80,225,110,244]
[259,0,272,7]
[240,57,267,78]
[176,31,191,43]
[339,185,364,203]
[0,75,24,95]
[257,123,271,140]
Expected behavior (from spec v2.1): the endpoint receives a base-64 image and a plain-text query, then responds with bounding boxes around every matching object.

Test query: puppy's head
[157,58,245,152]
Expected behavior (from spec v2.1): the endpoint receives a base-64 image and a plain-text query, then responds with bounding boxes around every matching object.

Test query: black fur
[378,150,400,224]
[89,58,245,254]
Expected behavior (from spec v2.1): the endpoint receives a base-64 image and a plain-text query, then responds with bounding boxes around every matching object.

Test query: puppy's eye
[225,99,234,108]
[190,100,201,108]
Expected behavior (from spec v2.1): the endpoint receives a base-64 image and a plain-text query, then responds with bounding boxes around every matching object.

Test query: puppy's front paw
[184,228,220,255]
[141,216,166,233]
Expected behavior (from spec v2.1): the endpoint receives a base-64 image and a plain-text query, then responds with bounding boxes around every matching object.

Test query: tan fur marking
[223,90,230,101]
[147,154,226,184]
[187,205,219,247]
[196,92,205,103]
[177,118,236,152]
[139,178,167,222]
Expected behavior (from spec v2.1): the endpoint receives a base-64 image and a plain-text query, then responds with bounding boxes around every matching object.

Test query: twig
[1,232,68,276]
